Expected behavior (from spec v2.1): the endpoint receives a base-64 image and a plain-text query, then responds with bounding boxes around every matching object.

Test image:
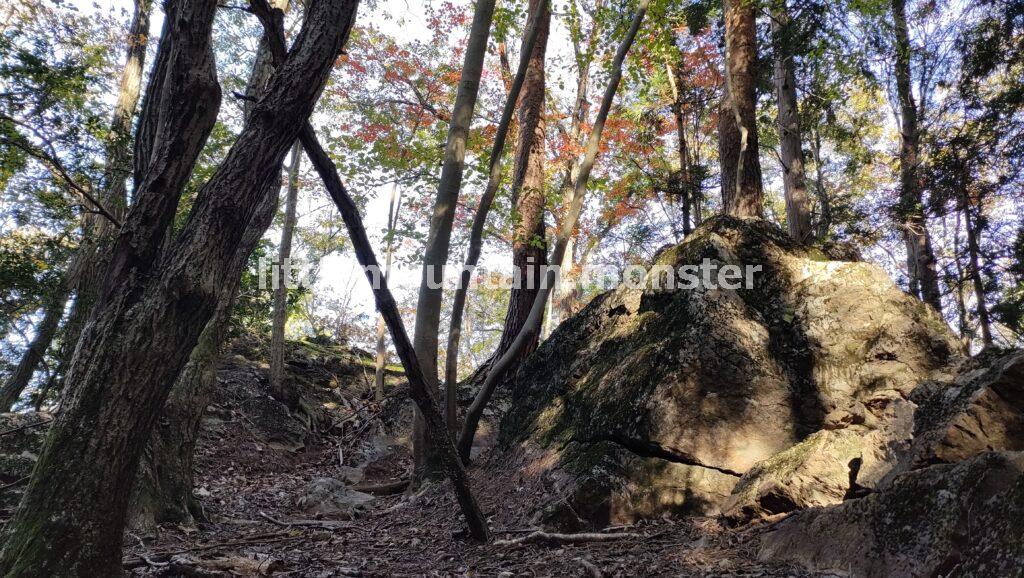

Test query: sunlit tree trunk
[771,0,811,242]
[270,141,302,404]
[442,0,548,430]
[718,0,763,217]
[374,180,402,401]
[410,0,497,481]
[493,0,550,369]
[891,0,942,311]
[459,0,650,462]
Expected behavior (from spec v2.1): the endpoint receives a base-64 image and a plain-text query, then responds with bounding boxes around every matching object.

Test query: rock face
[759,451,1024,576]
[499,216,959,528]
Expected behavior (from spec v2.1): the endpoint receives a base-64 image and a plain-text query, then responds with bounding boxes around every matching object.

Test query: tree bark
[442,0,549,430]
[410,0,498,481]
[718,0,763,217]
[0,0,357,572]
[771,1,812,242]
[0,287,69,412]
[492,0,550,371]
[129,0,294,532]
[891,0,942,311]
[458,0,650,462]
[270,140,302,403]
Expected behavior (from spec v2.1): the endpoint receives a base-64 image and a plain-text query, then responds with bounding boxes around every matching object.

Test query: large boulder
[499,216,959,527]
[759,451,1024,576]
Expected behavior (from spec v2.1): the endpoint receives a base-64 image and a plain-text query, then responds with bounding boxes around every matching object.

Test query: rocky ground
[111,338,810,577]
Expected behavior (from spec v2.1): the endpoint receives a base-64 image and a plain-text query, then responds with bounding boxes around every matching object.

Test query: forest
[0,0,1022,574]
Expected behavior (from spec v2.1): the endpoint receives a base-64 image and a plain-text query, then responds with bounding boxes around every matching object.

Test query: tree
[0,0,359,571]
[0,0,152,409]
[410,0,498,481]
[459,0,652,462]
[491,0,551,373]
[890,0,942,311]
[443,0,549,428]
[719,0,764,217]
[771,0,812,241]
[269,141,302,403]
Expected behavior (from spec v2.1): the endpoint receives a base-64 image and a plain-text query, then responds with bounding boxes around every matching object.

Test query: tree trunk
[246,2,489,540]
[410,0,497,481]
[374,181,402,401]
[718,0,763,217]
[0,0,357,572]
[808,125,832,238]
[46,0,153,399]
[129,0,293,532]
[891,0,942,311]
[270,140,302,404]
[771,1,812,242]
[552,0,602,327]
[458,0,650,462]
[442,0,549,430]
[963,197,993,346]
[0,288,69,412]
[492,0,550,368]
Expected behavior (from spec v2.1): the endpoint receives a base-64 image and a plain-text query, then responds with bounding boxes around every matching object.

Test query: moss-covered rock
[499,216,959,527]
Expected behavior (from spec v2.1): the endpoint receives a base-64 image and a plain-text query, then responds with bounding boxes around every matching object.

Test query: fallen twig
[258,510,349,529]
[493,530,642,547]
[122,530,297,569]
[0,475,30,491]
[577,556,605,578]
[0,419,52,437]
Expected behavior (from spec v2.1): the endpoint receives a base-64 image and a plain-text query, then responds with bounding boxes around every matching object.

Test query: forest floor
[119,340,817,577]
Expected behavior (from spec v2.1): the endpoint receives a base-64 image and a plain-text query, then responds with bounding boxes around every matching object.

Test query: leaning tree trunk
[410,0,498,481]
[0,0,358,572]
[249,0,490,540]
[492,0,551,372]
[771,0,812,242]
[130,0,294,532]
[0,287,70,411]
[458,0,650,462]
[718,0,763,217]
[891,0,942,311]
[270,140,302,404]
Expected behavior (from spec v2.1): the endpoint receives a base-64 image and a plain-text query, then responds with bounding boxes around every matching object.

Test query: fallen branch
[351,478,409,496]
[122,531,297,569]
[577,557,605,578]
[492,530,641,547]
[0,419,52,437]
[258,510,349,529]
